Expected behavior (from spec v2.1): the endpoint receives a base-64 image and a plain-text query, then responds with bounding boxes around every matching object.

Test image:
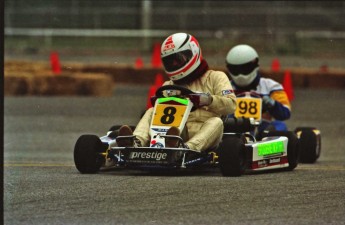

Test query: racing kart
[74,85,309,176]
[226,91,321,164]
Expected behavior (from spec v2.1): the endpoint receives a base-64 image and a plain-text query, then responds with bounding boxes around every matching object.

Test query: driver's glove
[189,93,213,107]
[262,96,275,110]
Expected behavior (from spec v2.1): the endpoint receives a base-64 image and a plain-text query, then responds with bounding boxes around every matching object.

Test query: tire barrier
[4,60,345,96]
[5,72,114,96]
[5,61,113,96]
[66,63,345,88]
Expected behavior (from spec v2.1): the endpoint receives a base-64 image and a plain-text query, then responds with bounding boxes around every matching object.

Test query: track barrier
[4,60,345,96]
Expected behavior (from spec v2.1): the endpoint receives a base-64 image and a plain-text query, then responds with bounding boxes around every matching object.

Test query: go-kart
[226,91,321,164]
[74,85,305,176]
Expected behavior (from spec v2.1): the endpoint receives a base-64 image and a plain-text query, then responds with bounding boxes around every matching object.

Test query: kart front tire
[264,131,299,171]
[218,135,246,177]
[74,135,105,174]
[295,127,321,163]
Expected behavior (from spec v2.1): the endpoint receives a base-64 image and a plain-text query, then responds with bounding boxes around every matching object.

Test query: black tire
[74,135,105,174]
[218,135,246,177]
[263,131,299,171]
[295,127,321,163]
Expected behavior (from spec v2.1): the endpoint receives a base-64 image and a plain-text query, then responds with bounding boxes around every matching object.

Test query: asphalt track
[4,86,345,225]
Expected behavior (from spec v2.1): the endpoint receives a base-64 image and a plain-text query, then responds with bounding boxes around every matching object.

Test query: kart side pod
[218,133,293,176]
[248,136,289,171]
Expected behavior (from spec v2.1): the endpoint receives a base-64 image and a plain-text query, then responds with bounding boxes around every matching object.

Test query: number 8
[160,107,176,124]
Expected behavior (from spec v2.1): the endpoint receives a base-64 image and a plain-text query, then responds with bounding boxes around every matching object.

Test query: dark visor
[226,58,259,76]
[162,50,193,72]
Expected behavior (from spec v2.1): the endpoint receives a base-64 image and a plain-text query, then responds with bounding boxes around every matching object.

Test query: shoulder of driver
[163,80,172,86]
[202,70,237,114]
[203,70,234,95]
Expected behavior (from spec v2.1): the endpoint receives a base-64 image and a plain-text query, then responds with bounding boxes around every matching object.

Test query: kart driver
[118,33,237,152]
[225,44,291,137]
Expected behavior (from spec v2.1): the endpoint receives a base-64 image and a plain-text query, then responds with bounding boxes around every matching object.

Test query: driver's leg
[133,107,153,147]
[186,117,223,152]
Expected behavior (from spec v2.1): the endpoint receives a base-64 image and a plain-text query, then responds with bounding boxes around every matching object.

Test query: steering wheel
[155,85,195,98]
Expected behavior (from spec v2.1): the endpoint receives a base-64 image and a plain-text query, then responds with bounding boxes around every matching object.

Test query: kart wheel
[264,131,299,171]
[74,135,105,174]
[218,135,246,177]
[294,127,321,163]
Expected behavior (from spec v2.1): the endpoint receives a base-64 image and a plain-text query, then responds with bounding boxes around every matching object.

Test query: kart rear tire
[218,135,246,177]
[263,131,299,171]
[295,127,321,163]
[74,135,105,174]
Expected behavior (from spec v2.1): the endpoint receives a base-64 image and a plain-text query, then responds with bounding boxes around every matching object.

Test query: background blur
[4,0,345,69]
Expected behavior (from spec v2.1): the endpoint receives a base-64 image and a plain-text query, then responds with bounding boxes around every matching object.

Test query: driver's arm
[207,71,237,115]
[268,90,291,120]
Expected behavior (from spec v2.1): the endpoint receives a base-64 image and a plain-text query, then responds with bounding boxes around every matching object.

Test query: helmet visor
[162,50,194,72]
[226,58,258,76]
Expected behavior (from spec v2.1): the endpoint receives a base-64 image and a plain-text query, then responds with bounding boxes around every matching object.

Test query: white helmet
[161,33,202,81]
[225,44,259,87]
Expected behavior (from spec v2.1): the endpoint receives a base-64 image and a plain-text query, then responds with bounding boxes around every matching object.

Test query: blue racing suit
[230,74,291,135]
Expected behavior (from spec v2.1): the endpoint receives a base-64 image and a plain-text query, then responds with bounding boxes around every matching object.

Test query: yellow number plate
[152,104,187,127]
[235,97,262,121]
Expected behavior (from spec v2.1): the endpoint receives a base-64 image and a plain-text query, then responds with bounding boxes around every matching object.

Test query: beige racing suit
[134,70,237,152]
